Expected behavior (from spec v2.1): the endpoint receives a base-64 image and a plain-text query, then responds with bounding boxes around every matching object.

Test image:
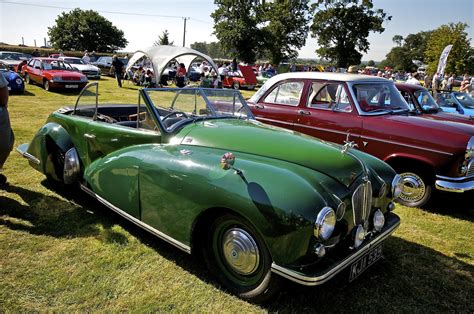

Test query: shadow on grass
[424,191,474,222]
[11,90,35,96]
[264,236,474,312]
[2,182,472,311]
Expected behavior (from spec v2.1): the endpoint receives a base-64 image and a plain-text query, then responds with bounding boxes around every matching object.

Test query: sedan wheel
[204,214,279,302]
[397,171,432,207]
[25,74,32,84]
[43,80,50,91]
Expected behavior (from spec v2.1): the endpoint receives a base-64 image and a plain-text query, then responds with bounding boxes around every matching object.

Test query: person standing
[111,55,124,87]
[0,72,14,186]
[82,52,91,64]
[447,73,455,91]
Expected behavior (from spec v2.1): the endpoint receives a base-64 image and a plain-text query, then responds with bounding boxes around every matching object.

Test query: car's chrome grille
[467,160,474,177]
[82,70,99,76]
[352,180,372,227]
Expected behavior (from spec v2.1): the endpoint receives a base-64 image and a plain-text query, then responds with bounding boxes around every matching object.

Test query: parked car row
[12,72,474,302]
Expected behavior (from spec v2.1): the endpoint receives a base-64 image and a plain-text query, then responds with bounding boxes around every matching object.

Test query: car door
[30,59,43,84]
[250,79,305,130]
[294,81,363,147]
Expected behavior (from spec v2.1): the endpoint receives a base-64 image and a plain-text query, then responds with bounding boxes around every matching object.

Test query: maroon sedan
[248,73,474,207]
[23,58,88,91]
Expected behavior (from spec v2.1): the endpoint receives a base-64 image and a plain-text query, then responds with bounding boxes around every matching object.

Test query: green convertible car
[18,83,402,302]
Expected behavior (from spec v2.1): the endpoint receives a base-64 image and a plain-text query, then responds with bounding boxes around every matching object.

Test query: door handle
[255,104,264,109]
[298,110,311,115]
[84,133,96,139]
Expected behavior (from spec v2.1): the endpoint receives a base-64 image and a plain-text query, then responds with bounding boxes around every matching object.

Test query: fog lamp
[15,78,23,85]
[354,225,365,249]
[314,243,326,258]
[373,209,385,232]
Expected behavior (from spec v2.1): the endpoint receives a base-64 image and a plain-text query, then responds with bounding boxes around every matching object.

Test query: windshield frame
[348,81,410,116]
[413,89,441,113]
[141,87,255,134]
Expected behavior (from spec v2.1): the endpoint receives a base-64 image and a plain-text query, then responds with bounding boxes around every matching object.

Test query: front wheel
[25,74,32,84]
[43,80,50,91]
[397,170,432,207]
[203,214,279,303]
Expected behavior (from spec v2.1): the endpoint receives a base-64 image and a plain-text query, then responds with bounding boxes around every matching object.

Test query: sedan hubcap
[222,228,259,275]
[399,172,426,203]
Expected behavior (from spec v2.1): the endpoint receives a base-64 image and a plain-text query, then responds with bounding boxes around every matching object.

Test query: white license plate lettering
[65,85,78,88]
[349,245,382,282]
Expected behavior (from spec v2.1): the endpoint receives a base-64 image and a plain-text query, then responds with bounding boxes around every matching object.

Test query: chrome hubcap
[399,172,426,203]
[222,228,259,275]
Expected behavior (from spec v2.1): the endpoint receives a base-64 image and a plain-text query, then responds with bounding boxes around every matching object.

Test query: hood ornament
[341,134,358,154]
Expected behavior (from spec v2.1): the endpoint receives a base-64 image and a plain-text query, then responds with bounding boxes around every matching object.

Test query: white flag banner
[436,44,453,76]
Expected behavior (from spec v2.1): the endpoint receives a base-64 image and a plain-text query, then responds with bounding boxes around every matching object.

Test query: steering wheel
[161,111,189,122]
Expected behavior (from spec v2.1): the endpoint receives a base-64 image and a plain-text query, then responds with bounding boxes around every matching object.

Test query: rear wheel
[203,214,279,303]
[396,169,432,207]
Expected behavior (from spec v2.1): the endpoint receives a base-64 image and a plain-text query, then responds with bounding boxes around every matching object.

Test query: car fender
[25,122,74,180]
[83,144,339,265]
[383,152,436,171]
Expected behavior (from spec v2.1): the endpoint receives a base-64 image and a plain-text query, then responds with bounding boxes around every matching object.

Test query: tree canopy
[190,41,228,59]
[310,0,391,68]
[424,22,473,75]
[48,8,128,52]
[211,0,311,64]
[154,30,174,46]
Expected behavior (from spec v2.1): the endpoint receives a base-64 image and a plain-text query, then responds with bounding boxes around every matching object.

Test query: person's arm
[0,74,9,108]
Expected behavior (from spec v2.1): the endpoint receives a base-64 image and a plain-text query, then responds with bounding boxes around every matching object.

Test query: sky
[0,0,472,61]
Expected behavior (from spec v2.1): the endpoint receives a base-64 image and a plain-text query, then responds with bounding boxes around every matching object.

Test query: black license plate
[349,245,383,282]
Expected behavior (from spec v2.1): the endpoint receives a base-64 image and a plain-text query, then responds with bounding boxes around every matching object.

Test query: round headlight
[15,78,23,84]
[314,207,336,240]
[391,174,403,198]
[373,209,385,232]
[354,224,365,248]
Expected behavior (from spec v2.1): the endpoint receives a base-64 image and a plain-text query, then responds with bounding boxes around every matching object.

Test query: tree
[48,8,128,52]
[367,60,375,66]
[190,41,229,59]
[212,0,312,64]
[154,30,174,46]
[404,31,432,62]
[379,46,416,71]
[392,35,403,47]
[212,0,263,63]
[261,1,312,64]
[424,23,472,75]
[310,0,391,68]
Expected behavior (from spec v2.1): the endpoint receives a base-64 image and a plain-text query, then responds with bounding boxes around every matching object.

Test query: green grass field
[1,77,473,311]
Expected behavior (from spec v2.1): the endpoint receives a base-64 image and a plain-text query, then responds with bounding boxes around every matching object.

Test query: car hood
[422,111,474,124]
[178,119,366,187]
[1,70,20,81]
[72,64,99,71]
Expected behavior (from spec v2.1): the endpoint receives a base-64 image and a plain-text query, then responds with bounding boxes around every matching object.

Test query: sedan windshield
[414,90,440,112]
[145,88,253,125]
[352,83,410,113]
[453,92,474,109]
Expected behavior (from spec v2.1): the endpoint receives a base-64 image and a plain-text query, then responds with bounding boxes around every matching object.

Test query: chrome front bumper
[271,213,400,286]
[435,175,474,193]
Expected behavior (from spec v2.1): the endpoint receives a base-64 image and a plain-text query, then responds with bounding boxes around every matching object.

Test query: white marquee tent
[125,45,218,83]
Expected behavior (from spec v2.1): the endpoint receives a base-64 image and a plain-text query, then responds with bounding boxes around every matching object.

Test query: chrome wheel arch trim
[80,184,191,254]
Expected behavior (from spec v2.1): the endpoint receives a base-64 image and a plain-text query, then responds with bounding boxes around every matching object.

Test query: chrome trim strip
[271,219,400,286]
[296,123,348,136]
[435,177,474,193]
[436,174,474,182]
[256,117,294,127]
[360,135,453,156]
[16,146,40,165]
[80,184,191,254]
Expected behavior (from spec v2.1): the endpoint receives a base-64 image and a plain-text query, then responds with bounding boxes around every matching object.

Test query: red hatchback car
[248,72,474,207]
[23,58,88,91]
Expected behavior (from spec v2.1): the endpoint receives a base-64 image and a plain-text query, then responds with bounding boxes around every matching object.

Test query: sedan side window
[263,81,304,106]
[333,87,352,112]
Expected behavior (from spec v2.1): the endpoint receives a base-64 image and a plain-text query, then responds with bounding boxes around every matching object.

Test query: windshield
[145,88,253,127]
[352,83,409,113]
[453,92,474,109]
[64,58,84,65]
[413,90,440,112]
[0,52,27,60]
